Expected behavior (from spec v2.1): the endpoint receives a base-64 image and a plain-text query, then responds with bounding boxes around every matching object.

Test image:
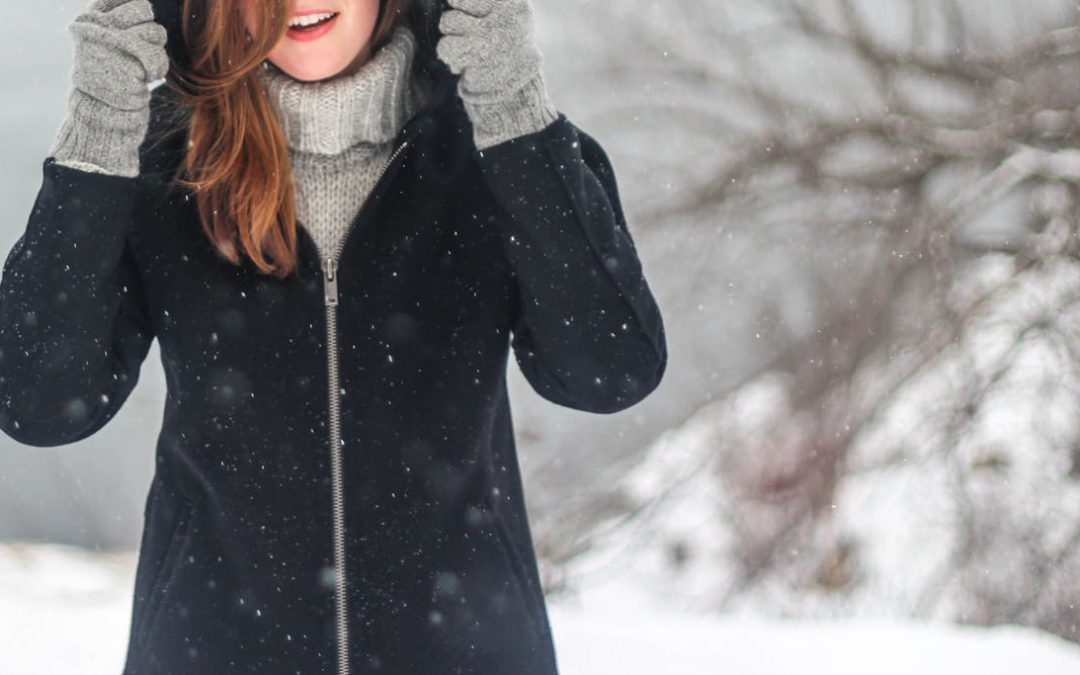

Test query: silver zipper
[320,138,410,675]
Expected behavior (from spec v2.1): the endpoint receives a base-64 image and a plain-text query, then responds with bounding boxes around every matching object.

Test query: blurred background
[5,0,1080,672]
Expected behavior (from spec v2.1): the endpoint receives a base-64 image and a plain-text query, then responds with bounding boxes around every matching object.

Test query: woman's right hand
[48,0,170,178]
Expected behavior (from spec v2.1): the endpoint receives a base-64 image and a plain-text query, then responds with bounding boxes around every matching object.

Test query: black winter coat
[0,2,667,673]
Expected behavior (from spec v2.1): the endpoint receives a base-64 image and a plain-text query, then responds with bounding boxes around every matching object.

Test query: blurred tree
[553,0,1080,645]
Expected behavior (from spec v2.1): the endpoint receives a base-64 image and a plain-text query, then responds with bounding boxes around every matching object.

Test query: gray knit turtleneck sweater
[257,25,430,263]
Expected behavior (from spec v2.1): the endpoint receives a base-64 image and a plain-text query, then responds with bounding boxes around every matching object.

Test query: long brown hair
[166,0,412,279]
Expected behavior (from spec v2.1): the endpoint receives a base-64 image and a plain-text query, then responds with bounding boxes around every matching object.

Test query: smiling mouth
[288,11,339,34]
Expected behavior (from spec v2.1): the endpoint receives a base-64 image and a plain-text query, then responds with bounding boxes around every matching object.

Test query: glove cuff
[48,89,148,178]
[462,71,560,152]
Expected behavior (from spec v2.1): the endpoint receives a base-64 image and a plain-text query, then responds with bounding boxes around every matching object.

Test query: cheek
[338,0,379,37]
[335,14,370,52]
[344,0,380,24]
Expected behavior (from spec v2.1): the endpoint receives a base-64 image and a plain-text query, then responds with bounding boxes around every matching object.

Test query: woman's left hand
[436,0,559,151]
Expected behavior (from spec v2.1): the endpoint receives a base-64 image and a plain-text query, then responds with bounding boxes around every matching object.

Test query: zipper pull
[323,257,338,307]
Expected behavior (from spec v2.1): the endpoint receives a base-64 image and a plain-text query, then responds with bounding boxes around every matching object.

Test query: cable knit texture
[257,25,430,263]
[50,0,169,178]
[436,0,559,150]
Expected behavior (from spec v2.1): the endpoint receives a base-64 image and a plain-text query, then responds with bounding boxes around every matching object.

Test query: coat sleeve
[475,112,668,414]
[0,157,155,447]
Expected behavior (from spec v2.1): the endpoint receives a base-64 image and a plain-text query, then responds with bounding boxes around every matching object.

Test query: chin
[275,56,354,82]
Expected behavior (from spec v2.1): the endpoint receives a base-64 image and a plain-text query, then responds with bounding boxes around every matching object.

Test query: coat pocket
[133,494,197,645]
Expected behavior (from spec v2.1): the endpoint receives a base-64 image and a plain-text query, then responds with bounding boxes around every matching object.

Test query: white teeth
[289,12,335,28]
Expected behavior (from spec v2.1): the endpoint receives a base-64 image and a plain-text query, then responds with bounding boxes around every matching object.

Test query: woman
[0,0,667,672]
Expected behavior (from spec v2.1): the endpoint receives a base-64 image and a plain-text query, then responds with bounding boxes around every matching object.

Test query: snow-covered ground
[3,541,1080,674]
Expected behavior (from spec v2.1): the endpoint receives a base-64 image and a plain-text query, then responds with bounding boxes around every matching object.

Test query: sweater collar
[256,25,423,155]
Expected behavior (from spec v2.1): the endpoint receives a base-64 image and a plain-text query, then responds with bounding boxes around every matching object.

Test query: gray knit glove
[48,0,169,178]
[436,0,559,151]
